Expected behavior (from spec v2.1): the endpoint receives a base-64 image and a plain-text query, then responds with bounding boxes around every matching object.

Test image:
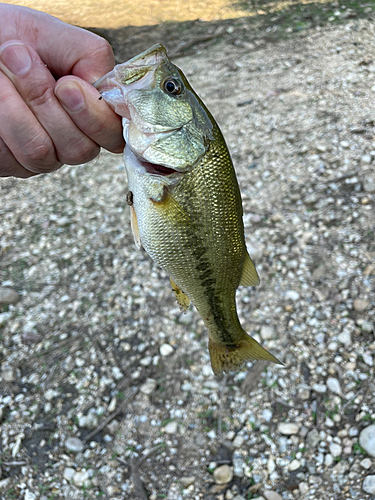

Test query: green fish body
[94,44,280,374]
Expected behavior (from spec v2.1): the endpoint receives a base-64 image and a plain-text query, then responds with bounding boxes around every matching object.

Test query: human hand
[0,4,125,178]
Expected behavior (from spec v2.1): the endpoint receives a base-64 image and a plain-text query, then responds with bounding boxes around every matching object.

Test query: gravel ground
[1,15,375,500]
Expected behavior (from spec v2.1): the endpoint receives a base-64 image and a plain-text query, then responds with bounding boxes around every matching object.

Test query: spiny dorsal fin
[170,278,191,312]
[239,252,260,287]
[130,205,141,249]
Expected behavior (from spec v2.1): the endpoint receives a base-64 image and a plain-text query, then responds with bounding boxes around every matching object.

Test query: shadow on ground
[87,0,373,61]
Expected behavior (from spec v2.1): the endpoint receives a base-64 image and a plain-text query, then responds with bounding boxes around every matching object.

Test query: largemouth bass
[94,44,281,375]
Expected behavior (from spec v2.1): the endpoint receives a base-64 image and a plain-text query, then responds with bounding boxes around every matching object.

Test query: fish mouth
[139,159,178,176]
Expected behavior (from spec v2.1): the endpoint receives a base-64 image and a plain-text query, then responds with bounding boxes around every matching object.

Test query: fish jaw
[93,45,166,122]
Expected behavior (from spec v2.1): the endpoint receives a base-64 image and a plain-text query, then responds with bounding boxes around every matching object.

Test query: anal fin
[170,278,191,312]
[239,251,260,287]
[130,205,141,249]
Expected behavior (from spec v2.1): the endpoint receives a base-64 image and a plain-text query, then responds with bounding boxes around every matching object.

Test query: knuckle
[26,84,55,110]
[60,137,99,165]
[93,38,114,60]
[21,133,57,171]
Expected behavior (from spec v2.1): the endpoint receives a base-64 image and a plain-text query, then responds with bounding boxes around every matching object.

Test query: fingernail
[55,82,85,111]
[0,42,32,76]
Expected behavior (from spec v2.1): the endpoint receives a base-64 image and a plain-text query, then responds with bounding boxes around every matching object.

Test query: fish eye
[163,78,182,96]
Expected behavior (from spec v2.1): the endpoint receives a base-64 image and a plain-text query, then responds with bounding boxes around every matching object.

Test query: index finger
[0,5,115,82]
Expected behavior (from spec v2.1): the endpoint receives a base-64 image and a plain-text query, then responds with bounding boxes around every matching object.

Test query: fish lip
[93,44,167,90]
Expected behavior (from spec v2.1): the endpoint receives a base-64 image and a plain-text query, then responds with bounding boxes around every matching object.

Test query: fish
[94,44,281,375]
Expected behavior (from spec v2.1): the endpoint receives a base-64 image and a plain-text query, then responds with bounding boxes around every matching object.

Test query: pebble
[1,366,15,382]
[233,454,244,477]
[299,482,309,495]
[288,459,300,471]
[306,429,320,447]
[329,443,342,457]
[360,320,374,333]
[260,325,276,340]
[338,329,351,344]
[360,458,372,469]
[164,421,178,434]
[327,377,341,394]
[233,496,246,500]
[359,425,375,457]
[107,419,119,435]
[285,290,300,301]
[73,470,90,487]
[63,467,75,481]
[140,378,157,395]
[353,299,369,312]
[180,476,195,488]
[312,383,327,394]
[263,491,282,500]
[65,437,84,453]
[247,242,263,261]
[363,179,375,193]
[232,434,245,448]
[277,422,299,435]
[160,344,174,356]
[363,475,375,494]
[0,312,12,327]
[213,465,233,484]
[0,287,19,305]
[262,409,273,422]
[24,490,37,500]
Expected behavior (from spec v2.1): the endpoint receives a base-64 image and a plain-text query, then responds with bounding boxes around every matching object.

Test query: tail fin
[208,331,282,376]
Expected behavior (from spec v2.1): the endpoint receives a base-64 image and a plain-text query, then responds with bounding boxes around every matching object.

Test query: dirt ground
[1,3,375,500]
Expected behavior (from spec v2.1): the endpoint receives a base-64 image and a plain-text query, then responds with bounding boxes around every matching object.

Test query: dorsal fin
[239,252,260,287]
[170,278,191,312]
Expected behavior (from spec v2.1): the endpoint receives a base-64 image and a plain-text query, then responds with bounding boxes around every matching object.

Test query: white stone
[360,458,372,469]
[140,378,157,395]
[0,312,12,327]
[329,443,342,457]
[24,490,37,500]
[285,290,300,301]
[180,476,195,488]
[65,437,84,453]
[327,377,341,394]
[260,325,276,340]
[160,344,174,356]
[232,435,245,448]
[0,287,19,305]
[262,409,273,422]
[359,425,375,457]
[247,242,263,261]
[213,465,233,484]
[164,421,178,434]
[267,457,276,474]
[299,482,309,495]
[312,383,327,394]
[63,467,75,481]
[338,329,351,344]
[277,422,299,435]
[112,366,123,380]
[363,475,375,494]
[325,454,333,466]
[264,491,283,500]
[288,459,301,471]
[73,470,90,487]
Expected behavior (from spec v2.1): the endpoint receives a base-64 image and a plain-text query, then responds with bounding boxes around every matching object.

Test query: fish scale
[94,44,282,374]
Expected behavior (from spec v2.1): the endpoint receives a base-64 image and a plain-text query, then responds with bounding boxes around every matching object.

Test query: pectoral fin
[170,278,191,312]
[130,205,141,249]
[239,252,260,287]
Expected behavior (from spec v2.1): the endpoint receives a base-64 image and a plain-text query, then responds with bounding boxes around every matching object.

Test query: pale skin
[0,4,125,178]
